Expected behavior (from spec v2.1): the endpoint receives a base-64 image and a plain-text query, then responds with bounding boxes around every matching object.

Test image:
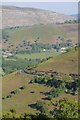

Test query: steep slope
[35,48,78,74]
[2,23,78,52]
[1,6,75,28]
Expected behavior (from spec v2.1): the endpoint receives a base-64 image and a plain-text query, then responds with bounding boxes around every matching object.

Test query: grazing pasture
[15,50,59,59]
[2,72,51,114]
[2,24,78,52]
[2,70,78,114]
[35,48,78,74]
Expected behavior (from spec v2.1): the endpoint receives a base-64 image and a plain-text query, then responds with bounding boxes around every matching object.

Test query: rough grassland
[3,24,77,45]
[35,48,78,74]
[2,71,51,114]
[2,70,78,114]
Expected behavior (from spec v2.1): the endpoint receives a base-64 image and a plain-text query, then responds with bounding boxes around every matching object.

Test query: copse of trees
[64,19,79,24]
[36,100,47,113]
[51,98,78,119]
[2,113,53,120]
[52,38,73,52]
[30,74,78,99]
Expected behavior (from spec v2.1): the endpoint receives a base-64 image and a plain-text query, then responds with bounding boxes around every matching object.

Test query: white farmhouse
[60,47,67,53]
[43,49,46,52]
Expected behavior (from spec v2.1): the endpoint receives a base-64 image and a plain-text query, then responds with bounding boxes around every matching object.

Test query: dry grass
[2,70,78,114]
[35,48,78,74]
[2,71,51,114]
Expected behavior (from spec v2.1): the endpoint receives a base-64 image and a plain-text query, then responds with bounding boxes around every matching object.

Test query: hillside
[2,71,51,114]
[1,6,75,28]
[2,24,78,52]
[35,48,78,74]
[2,70,78,114]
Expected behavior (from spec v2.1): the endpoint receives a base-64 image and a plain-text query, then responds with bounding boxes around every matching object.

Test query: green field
[2,49,60,75]
[16,50,59,59]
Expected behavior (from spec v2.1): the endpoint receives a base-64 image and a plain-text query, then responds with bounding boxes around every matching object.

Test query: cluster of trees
[31,43,52,52]
[51,98,78,119]
[64,19,79,24]
[16,38,73,54]
[16,42,52,54]
[2,98,78,119]
[30,74,78,99]
[2,113,51,120]
[30,75,65,99]
[48,87,64,99]
[35,101,47,113]
[52,38,73,51]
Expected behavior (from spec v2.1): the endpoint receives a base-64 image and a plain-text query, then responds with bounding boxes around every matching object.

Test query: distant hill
[71,14,80,19]
[2,24,78,52]
[1,6,75,28]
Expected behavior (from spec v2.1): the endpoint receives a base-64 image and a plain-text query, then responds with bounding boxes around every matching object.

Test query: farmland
[15,50,59,59]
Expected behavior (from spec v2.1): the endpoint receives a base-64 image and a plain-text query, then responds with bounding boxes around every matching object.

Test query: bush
[36,101,47,113]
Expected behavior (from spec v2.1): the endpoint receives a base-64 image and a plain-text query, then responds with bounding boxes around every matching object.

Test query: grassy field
[2,50,59,75]
[35,48,78,74]
[2,71,78,114]
[15,50,59,60]
[2,71,51,114]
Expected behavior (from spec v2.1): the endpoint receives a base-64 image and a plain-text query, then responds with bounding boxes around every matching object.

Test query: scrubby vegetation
[30,73,78,100]
[2,98,78,119]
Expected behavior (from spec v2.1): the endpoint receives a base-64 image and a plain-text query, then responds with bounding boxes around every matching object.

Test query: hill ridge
[1,6,75,28]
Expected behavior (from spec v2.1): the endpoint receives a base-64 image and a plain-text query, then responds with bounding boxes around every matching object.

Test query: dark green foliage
[16,42,52,53]
[31,74,78,98]
[2,113,53,120]
[32,75,50,84]
[49,87,64,98]
[36,100,47,113]
[64,19,79,24]
[51,98,78,119]
[52,36,73,51]
[32,75,63,88]
[2,98,78,119]
[31,43,52,52]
